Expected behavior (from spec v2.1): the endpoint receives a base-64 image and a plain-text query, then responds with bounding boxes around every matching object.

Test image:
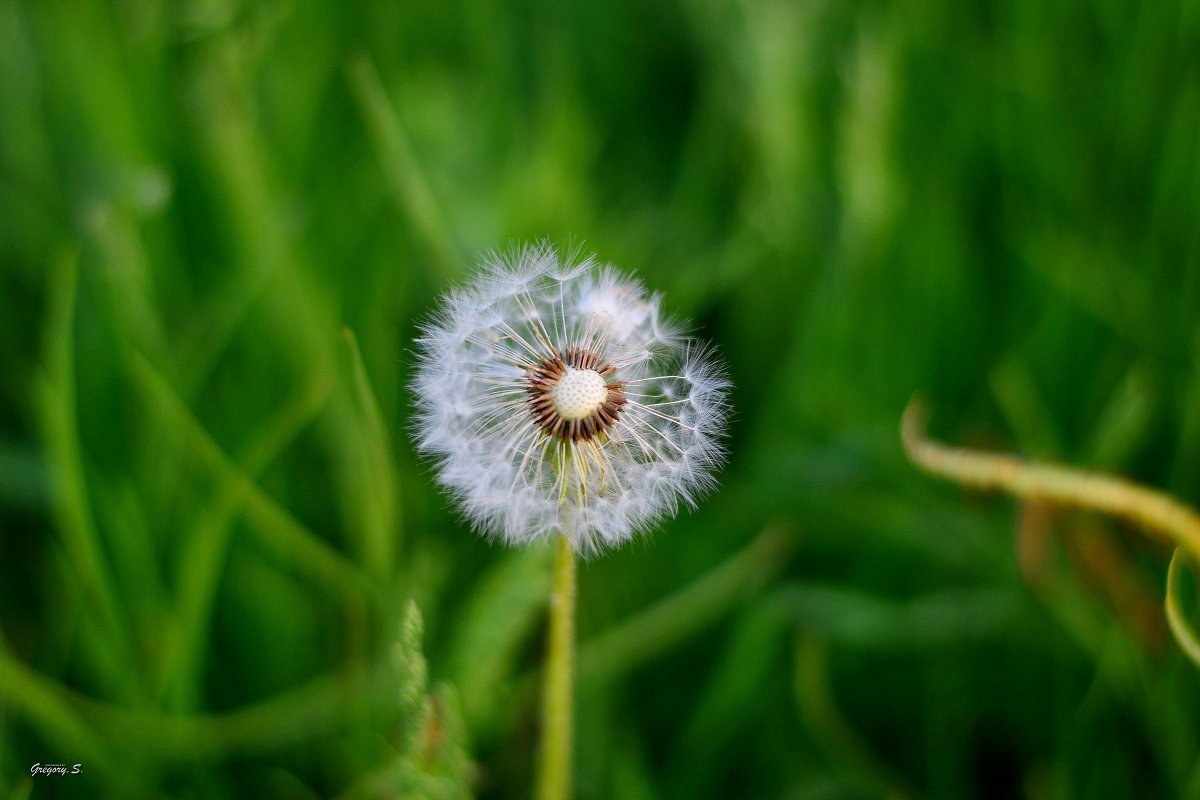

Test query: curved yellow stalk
[902,395,1200,666]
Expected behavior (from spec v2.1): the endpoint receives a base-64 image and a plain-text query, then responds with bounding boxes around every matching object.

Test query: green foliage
[340,601,472,800]
[445,546,552,739]
[2,0,1200,798]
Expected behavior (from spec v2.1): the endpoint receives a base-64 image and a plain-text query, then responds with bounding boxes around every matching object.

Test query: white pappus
[411,243,730,554]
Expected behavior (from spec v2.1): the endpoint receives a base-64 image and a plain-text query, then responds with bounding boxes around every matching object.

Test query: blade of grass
[339,327,399,581]
[445,543,552,735]
[988,355,1065,458]
[1084,364,1155,470]
[578,522,794,683]
[0,637,395,762]
[90,476,167,645]
[155,370,336,710]
[793,634,912,799]
[186,37,338,381]
[34,249,137,700]
[347,53,457,280]
[669,601,790,797]
[126,352,370,600]
[0,636,119,780]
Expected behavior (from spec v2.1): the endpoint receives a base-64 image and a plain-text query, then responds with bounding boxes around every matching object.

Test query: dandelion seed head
[412,242,730,555]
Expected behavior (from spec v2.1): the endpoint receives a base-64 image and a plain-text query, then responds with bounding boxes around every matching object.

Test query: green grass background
[3,0,1200,797]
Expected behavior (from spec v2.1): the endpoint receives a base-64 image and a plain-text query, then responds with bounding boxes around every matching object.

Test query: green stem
[536,534,576,800]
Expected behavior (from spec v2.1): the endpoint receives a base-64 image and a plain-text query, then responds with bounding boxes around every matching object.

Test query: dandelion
[411,242,730,555]
[411,242,730,800]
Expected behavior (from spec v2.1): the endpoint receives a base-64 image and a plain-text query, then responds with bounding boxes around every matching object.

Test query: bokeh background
[4,0,1200,797]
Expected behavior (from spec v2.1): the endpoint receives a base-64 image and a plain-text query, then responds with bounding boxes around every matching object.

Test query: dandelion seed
[412,243,730,554]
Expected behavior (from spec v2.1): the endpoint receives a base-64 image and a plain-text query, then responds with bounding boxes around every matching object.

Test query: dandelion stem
[536,533,576,800]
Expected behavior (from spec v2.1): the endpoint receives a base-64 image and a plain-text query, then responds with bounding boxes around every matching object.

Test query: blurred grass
[2,0,1200,798]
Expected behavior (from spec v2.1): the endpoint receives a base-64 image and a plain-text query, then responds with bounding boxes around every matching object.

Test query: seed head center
[552,368,608,421]
[525,347,628,441]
